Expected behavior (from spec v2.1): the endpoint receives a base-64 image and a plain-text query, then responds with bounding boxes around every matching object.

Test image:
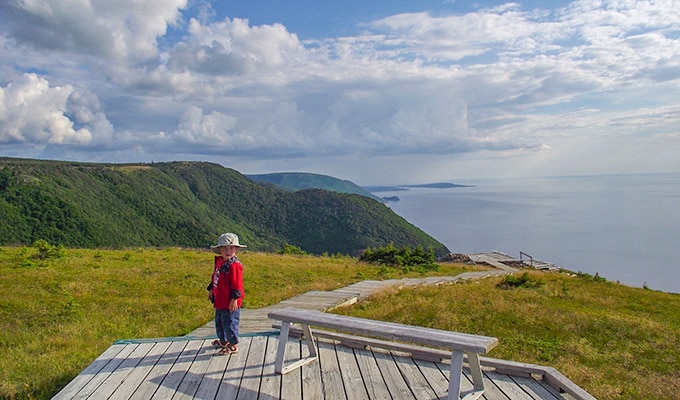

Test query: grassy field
[333,270,680,400]
[1,246,679,399]
[0,245,474,399]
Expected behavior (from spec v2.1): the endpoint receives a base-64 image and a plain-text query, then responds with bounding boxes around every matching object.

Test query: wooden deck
[52,334,592,400]
[53,274,595,399]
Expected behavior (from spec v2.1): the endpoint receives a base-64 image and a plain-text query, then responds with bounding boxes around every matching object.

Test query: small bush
[32,239,65,260]
[279,244,308,255]
[496,272,544,290]
[360,243,438,271]
[576,271,608,282]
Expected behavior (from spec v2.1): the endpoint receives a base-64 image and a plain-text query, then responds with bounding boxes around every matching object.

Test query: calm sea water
[382,173,680,294]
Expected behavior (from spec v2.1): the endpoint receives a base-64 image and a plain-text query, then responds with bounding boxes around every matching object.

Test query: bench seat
[268,308,499,400]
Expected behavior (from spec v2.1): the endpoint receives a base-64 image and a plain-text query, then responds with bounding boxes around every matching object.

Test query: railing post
[519,251,533,267]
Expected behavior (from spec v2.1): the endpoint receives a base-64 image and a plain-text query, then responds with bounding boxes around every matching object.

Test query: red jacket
[210,255,244,310]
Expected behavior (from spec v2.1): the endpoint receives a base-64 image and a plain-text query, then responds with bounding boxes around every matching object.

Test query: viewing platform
[53,275,594,400]
[443,250,562,272]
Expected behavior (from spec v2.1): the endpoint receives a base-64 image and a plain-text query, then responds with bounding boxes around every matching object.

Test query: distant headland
[364,182,474,193]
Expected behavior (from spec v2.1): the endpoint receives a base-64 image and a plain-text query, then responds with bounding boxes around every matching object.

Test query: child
[207,232,246,355]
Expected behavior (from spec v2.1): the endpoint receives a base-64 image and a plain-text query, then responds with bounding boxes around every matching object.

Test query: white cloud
[1,0,187,61]
[170,106,241,145]
[0,74,93,145]
[0,0,679,180]
[168,17,307,76]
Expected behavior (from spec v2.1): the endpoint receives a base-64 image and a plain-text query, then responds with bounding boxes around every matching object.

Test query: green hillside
[0,158,449,256]
[247,172,383,202]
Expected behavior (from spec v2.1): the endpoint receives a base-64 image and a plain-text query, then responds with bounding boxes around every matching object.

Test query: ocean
[381,173,680,294]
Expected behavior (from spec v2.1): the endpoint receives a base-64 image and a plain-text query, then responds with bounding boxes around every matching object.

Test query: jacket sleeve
[229,262,244,299]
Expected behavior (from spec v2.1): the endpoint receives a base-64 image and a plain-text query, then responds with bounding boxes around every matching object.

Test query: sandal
[211,339,228,349]
[217,344,238,355]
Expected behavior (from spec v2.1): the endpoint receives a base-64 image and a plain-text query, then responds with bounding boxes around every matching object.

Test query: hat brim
[211,244,247,254]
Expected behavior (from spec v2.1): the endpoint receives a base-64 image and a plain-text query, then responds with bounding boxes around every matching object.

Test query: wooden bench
[268,308,499,400]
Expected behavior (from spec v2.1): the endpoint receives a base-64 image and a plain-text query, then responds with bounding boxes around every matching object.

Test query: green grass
[0,246,474,399]
[332,270,680,400]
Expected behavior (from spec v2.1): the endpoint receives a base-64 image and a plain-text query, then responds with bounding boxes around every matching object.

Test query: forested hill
[0,158,449,256]
[247,172,383,202]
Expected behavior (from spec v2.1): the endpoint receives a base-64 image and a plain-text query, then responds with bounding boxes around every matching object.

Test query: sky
[1,0,679,185]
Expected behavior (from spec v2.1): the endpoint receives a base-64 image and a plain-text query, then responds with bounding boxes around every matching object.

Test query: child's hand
[229,299,238,312]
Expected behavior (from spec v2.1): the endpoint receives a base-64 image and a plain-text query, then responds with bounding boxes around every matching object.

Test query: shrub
[575,271,608,282]
[496,272,544,290]
[279,243,308,256]
[360,243,438,271]
[32,239,65,260]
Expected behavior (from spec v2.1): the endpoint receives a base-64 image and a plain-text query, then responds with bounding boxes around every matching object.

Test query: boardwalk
[53,270,595,400]
[191,271,511,338]
[52,334,591,400]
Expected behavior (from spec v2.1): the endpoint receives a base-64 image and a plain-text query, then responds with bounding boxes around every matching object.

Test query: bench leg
[448,350,464,400]
[467,353,485,394]
[448,351,485,400]
[274,322,319,375]
[274,321,291,374]
[301,323,317,359]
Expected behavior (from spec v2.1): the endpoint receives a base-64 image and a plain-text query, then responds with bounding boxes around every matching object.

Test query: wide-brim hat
[211,232,247,253]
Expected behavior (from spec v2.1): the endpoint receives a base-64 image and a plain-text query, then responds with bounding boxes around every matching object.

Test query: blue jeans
[214,308,240,345]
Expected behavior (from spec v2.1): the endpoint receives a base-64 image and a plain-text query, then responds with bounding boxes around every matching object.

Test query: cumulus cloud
[0,0,679,179]
[0,72,121,157]
[167,17,306,76]
[0,0,187,61]
[170,106,241,145]
[0,74,92,145]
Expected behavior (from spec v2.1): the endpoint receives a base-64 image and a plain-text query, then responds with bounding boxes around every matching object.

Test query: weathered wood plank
[52,343,127,400]
[467,370,509,400]
[172,339,214,400]
[73,343,139,399]
[392,352,438,399]
[192,341,231,399]
[373,348,416,399]
[413,358,451,399]
[108,342,171,400]
[479,357,551,377]
[216,336,252,399]
[542,367,597,400]
[128,340,187,400]
[507,374,562,400]
[89,342,153,399]
[335,344,369,400]
[258,335,283,399]
[485,371,538,400]
[531,378,565,399]
[318,339,346,398]
[238,335,267,400]
[352,346,391,399]
[150,340,202,399]
[301,342,323,400]
[280,338,303,400]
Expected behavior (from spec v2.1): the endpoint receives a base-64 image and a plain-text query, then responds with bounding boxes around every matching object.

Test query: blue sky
[1,0,679,184]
